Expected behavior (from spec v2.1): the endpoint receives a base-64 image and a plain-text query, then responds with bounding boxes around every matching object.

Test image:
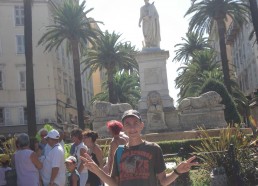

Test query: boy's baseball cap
[65,156,77,163]
[44,129,60,139]
[121,109,142,123]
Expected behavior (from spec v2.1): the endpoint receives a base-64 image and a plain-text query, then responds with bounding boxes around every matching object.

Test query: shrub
[191,127,256,185]
[200,78,241,125]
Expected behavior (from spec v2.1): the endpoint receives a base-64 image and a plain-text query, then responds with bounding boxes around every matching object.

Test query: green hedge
[100,137,221,156]
[157,138,204,154]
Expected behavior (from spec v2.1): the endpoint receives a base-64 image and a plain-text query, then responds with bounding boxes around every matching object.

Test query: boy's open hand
[175,156,199,174]
[80,153,100,173]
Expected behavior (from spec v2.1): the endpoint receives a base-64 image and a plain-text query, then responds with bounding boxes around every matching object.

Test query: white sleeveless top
[74,142,88,173]
[15,149,40,186]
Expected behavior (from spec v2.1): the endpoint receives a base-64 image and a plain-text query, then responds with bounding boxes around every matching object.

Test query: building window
[0,39,2,56]
[15,5,24,26]
[69,81,74,98]
[58,74,62,90]
[0,108,4,125]
[19,107,27,124]
[19,71,26,90]
[24,107,28,124]
[64,78,68,95]
[0,71,3,90]
[61,47,65,68]
[16,35,25,54]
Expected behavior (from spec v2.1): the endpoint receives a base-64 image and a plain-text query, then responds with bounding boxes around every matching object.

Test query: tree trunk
[249,0,258,43]
[71,41,85,129]
[217,19,232,94]
[107,70,116,104]
[24,0,37,137]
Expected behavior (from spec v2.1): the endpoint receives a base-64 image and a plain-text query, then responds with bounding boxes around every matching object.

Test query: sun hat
[65,156,77,163]
[44,129,60,139]
[121,109,142,123]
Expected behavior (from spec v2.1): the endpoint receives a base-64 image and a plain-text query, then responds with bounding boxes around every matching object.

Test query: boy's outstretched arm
[158,156,198,186]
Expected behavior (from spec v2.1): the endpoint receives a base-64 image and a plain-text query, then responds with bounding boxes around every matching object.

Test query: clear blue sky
[82,0,192,104]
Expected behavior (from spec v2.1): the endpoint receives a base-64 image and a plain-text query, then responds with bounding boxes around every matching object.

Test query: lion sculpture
[92,101,132,117]
[178,91,222,111]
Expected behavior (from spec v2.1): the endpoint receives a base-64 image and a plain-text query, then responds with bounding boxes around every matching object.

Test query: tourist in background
[0,154,12,186]
[103,120,128,175]
[38,128,48,156]
[83,130,104,186]
[70,129,88,186]
[40,129,66,186]
[65,156,80,186]
[58,129,65,150]
[15,133,42,186]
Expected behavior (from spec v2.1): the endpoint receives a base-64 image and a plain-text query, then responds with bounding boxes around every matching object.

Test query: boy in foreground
[82,109,198,186]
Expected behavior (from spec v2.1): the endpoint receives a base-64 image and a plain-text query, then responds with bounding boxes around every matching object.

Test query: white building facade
[0,0,94,135]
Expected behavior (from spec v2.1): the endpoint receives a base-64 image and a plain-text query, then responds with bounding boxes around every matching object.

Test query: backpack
[116,145,125,173]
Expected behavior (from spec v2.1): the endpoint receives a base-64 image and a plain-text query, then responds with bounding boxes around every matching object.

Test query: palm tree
[38,0,101,129]
[91,72,140,108]
[175,49,222,100]
[24,0,37,137]
[185,0,249,94]
[173,32,212,64]
[82,30,138,104]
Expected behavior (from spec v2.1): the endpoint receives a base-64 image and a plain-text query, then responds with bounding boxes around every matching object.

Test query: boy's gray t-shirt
[111,141,166,186]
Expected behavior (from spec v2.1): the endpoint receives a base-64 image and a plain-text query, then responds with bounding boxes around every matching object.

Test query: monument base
[146,112,168,132]
[135,50,174,111]
[179,106,227,130]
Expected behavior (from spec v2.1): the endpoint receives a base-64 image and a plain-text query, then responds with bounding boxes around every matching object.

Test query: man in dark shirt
[81,109,198,186]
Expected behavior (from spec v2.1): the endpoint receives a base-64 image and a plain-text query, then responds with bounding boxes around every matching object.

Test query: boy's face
[123,116,144,138]
[65,162,76,172]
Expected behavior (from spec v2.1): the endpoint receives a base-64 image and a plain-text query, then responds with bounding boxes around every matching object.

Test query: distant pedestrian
[58,129,65,150]
[40,129,66,186]
[70,129,88,186]
[38,128,48,156]
[103,120,127,175]
[83,130,103,186]
[65,156,80,186]
[0,154,12,186]
[15,133,43,186]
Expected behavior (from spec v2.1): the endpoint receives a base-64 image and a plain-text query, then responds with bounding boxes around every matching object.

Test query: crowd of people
[0,109,197,186]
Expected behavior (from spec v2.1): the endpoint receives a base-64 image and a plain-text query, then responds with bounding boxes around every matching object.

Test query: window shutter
[4,108,11,125]
[36,107,40,124]
[19,107,24,125]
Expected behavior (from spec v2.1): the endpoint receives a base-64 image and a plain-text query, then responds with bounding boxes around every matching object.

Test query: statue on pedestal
[138,0,161,48]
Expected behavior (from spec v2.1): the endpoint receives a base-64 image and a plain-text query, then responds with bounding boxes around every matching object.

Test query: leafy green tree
[24,0,37,136]
[82,30,138,104]
[175,49,222,101]
[38,0,101,129]
[192,127,255,185]
[185,0,249,94]
[91,72,140,108]
[173,31,212,64]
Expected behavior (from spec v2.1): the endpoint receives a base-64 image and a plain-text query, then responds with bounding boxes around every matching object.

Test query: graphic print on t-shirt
[119,150,152,181]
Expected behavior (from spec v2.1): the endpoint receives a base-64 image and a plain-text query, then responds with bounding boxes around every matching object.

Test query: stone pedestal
[135,49,174,111]
[147,111,168,132]
[179,105,227,130]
